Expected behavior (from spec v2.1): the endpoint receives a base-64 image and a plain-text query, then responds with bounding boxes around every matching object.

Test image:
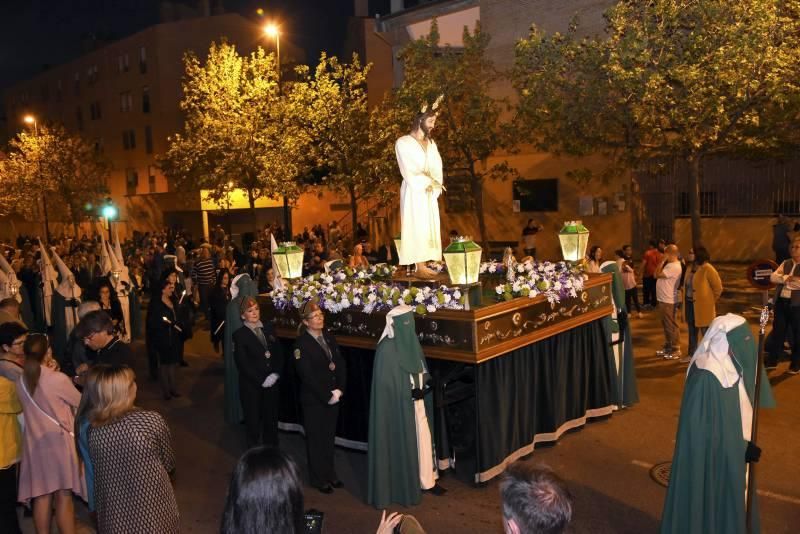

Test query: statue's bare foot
[414,264,438,280]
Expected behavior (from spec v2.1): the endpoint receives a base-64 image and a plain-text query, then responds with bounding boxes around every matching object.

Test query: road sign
[746,260,779,290]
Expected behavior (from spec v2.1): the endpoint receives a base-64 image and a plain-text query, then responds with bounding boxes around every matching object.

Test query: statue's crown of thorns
[420,94,444,114]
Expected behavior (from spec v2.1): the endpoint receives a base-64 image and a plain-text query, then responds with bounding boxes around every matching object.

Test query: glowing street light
[263,23,279,38]
[23,114,36,125]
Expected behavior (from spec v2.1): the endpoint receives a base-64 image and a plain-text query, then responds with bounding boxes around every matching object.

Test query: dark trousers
[147,342,159,380]
[199,284,212,321]
[625,288,641,313]
[0,465,21,534]
[239,380,279,448]
[686,300,698,355]
[303,402,339,487]
[767,298,800,367]
[642,277,657,307]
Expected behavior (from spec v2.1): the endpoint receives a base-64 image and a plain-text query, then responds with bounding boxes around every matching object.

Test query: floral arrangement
[270,261,585,315]
[272,272,466,316]
[493,260,586,304]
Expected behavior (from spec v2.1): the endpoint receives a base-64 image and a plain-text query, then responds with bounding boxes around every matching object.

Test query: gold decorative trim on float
[474,406,615,483]
[261,273,613,364]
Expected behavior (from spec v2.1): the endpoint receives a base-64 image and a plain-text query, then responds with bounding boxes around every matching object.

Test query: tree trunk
[349,185,358,243]
[282,196,292,240]
[247,188,258,236]
[470,170,489,253]
[687,153,703,246]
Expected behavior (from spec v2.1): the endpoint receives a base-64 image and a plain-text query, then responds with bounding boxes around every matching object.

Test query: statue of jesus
[395,96,444,279]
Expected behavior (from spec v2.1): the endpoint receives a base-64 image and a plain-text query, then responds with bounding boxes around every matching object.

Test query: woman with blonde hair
[16,333,85,534]
[86,364,179,533]
[349,243,370,269]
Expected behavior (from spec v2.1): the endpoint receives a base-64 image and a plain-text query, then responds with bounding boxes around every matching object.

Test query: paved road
[20,285,800,533]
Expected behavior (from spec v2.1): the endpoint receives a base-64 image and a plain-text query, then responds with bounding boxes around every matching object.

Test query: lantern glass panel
[443,238,482,285]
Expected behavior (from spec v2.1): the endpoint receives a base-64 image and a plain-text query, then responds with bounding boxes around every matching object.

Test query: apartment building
[2,12,296,238]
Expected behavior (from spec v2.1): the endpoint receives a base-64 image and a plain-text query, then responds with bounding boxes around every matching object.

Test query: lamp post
[263,22,292,239]
[23,115,50,242]
[102,200,117,242]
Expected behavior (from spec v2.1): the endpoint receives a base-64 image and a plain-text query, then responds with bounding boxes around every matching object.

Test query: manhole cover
[650,461,672,487]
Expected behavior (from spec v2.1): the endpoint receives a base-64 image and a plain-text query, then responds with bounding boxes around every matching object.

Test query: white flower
[453,290,462,300]
[512,282,522,293]
[415,293,425,303]
[444,294,452,304]
[488,264,497,273]
[368,293,377,303]
[495,285,504,295]
[352,296,361,306]
[426,304,437,313]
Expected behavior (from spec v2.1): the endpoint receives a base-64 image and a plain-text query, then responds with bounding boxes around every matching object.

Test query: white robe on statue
[395,135,443,265]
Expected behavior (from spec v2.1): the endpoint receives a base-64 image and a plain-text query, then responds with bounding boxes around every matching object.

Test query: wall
[673,217,780,262]
[438,150,632,261]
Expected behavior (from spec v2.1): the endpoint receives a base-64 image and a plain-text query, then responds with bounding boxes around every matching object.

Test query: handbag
[19,378,74,437]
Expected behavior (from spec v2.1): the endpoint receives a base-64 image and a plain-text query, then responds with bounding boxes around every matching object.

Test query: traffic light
[102,199,117,221]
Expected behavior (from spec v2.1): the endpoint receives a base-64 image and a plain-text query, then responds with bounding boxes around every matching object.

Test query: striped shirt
[192,258,216,287]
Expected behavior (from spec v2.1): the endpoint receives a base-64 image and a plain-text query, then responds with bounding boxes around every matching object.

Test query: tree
[161,42,309,234]
[514,0,800,244]
[0,124,109,237]
[291,53,398,241]
[391,20,518,250]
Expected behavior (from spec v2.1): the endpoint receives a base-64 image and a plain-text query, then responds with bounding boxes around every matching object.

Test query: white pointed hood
[0,253,22,302]
[38,239,59,285]
[99,233,113,275]
[108,234,131,287]
[50,247,81,299]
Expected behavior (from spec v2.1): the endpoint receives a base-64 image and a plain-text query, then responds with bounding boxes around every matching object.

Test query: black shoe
[788,365,800,375]
[180,360,189,367]
[427,483,447,496]
[330,479,344,489]
[764,360,778,371]
[316,484,334,494]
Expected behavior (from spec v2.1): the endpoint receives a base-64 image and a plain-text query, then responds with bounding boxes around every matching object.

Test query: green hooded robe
[601,261,639,407]
[223,274,258,424]
[367,307,436,508]
[661,315,775,534]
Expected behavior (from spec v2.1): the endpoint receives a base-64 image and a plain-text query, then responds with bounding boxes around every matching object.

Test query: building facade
[1,12,322,241]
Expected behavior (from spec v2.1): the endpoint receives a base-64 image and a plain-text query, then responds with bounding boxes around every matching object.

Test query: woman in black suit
[232,296,285,448]
[146,274,186,400]
[209,269,231,354]
[293,301,347,494]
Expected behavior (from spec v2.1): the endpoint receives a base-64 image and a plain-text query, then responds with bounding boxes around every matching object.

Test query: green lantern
[443,236,482,285]
[558,220,590,262]
[273,241,304,279]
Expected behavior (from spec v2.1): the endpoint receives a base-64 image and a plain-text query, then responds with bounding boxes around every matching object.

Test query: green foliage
[160,41,310,228]
[290,54,398,236]
[389,20,519,248]
[0,124,109,225]
[514,0,800,242]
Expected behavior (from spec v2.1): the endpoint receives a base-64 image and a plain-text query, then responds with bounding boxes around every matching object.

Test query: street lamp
[23,114,48,240]
[263,22,292,238]
[102,199,117,241]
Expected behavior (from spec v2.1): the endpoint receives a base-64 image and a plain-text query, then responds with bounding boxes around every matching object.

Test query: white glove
[328,388,343,405]
[262,373,279,388]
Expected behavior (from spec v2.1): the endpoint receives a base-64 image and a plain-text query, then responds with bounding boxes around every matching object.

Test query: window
[120,92,133,112]
[90,101,102,120]
[139,47,147,73]
[126,168,139,195]
[118,53,129,73]
[677,191,718,216]
[87,64,99,84]
[148,170,156,193]
[76,106,83,130]
[122,129,136,150]
[145,125,153,154]
[74,72,80,96]
[142,86,150,113]
[94,138,104,154]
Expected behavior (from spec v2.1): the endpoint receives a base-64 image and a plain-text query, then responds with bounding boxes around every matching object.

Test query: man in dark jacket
[75,310,134,368]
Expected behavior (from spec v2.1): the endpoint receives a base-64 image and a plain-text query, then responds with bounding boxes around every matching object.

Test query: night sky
[0,0,365,90]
